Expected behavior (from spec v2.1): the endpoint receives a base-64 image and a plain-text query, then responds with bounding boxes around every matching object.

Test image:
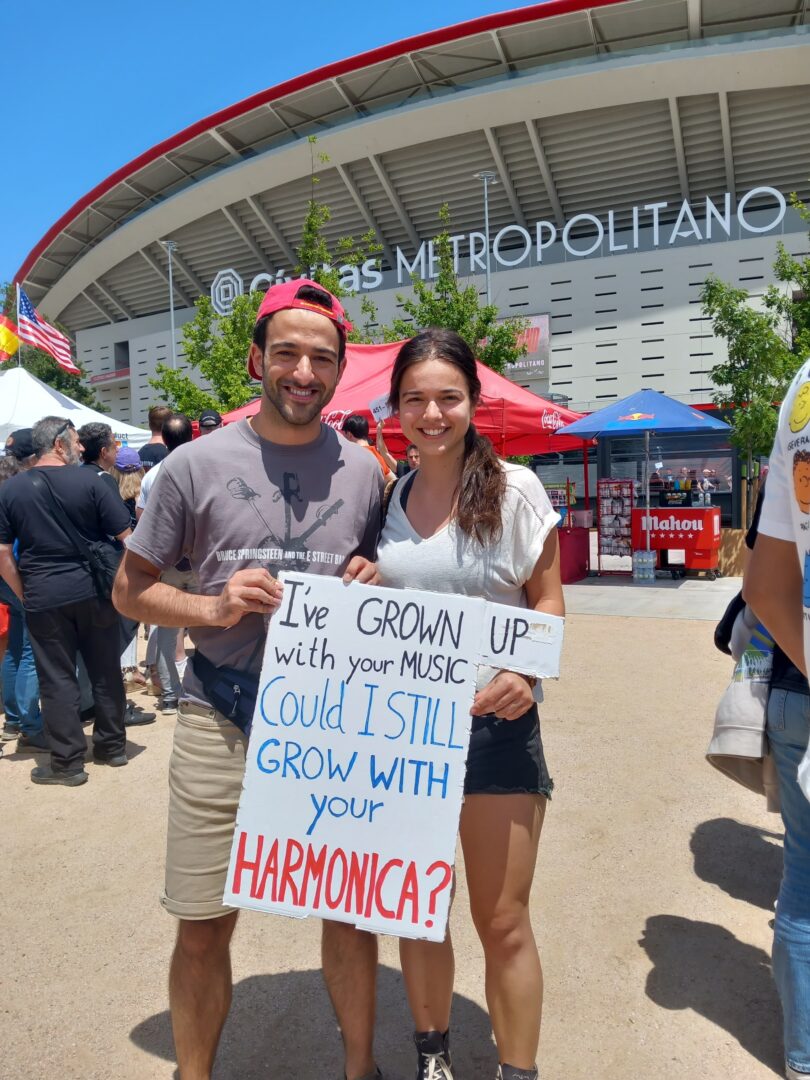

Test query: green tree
[382,204,527,374]
[150,291,262,414]
[1,280,106,410]
[150,137,382,411]
[701,196,810,522]
[296,138,382,342]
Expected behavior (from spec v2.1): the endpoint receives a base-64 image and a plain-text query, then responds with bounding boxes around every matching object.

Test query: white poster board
[369,393,393,422]
[224,572,563,941]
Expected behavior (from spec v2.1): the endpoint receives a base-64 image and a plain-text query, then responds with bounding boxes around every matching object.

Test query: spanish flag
[0,314,20,362]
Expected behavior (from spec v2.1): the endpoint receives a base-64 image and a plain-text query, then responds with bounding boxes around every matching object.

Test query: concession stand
[630,505,722,578]
[558,389,730,580]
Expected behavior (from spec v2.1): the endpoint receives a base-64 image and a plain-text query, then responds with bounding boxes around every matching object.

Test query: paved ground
[1,602,786,1080]
[565,573,742,621]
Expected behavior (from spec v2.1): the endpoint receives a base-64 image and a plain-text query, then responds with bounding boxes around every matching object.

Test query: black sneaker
[30,765,88,786]
[415,1031,453,1080]
[16,732,50,752]
[80,706,96,725]
[2,722,22,742]
[92,749,128,767]
[496,1067,538,1080]
[124,702,156,726]
[159,695,179,715]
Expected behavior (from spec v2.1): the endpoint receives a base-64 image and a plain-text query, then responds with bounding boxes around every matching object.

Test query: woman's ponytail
[456,424,506,544]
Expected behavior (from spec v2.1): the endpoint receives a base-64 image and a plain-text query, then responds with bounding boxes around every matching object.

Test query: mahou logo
[642,514,704,532]
[541,410,564,431]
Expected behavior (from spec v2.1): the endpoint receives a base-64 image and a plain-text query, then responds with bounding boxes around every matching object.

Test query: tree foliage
[150,148,527,411]
[701,196,810,459]
[150,291,262,414]
[1,280,106,410]
[383,204,527,374]
[150,138,382,412]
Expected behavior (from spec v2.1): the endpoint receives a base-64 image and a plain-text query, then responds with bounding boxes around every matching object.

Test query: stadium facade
[16,0,810,441]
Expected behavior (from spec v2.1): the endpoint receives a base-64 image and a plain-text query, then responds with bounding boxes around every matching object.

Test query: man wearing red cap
[114,280,384,1080]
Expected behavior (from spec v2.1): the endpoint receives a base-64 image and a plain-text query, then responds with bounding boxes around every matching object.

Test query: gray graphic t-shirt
[127,419,383,703]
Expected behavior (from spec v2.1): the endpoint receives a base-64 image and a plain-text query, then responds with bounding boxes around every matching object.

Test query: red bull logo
[619,412,655,422]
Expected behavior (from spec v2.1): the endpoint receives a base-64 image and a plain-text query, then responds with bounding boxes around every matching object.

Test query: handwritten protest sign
[224,572,563,941]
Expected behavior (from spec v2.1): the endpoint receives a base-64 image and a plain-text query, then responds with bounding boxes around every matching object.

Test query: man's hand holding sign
[224,571,563,941]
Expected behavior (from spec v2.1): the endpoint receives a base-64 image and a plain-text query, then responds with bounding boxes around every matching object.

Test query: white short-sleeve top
[377,461,560,691]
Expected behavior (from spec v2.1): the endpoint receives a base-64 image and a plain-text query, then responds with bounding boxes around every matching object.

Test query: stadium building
[15,0,810,522]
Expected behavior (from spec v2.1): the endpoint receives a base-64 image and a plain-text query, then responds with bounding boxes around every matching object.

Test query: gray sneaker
[496,1067,538,1080]
[415,1031,453,1080]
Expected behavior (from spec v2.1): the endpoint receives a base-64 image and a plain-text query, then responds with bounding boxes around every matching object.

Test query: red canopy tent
[221,340,585,458]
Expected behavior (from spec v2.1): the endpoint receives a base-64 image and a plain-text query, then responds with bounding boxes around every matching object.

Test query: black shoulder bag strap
[29,469,95,565]
[29,470,113,600]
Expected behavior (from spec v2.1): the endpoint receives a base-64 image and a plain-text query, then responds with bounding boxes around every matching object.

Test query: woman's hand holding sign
[471,670,536,721]
[343,556,381,586]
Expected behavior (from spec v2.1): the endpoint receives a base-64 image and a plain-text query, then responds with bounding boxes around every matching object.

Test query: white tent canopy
[0,366,149,448]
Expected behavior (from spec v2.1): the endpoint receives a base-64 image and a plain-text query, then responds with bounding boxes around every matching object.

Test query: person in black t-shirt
[376,420,420,478]
[138,405,172,471]
[78,422,118,480]
[0,416,132,786]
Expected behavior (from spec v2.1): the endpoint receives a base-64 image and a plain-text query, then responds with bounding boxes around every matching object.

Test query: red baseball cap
[249,278,353,380]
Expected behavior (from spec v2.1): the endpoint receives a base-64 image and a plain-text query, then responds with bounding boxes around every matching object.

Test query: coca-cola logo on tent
[541,410,564,431]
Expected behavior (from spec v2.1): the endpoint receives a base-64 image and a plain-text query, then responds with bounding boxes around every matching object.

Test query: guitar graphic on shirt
[226,474,344,571]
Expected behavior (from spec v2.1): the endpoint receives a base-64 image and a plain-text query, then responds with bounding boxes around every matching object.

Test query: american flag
[17,287,80,375]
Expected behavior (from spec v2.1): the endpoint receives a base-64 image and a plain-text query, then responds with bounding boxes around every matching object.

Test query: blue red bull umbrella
[557,389,730,552]
[556,388,730,439]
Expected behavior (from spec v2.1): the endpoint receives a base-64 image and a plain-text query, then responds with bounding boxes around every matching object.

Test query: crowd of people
[2,275,810,1080]
[0,404,224,776]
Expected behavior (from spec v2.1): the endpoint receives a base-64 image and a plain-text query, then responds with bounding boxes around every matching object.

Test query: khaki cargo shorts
[162,700,248,920]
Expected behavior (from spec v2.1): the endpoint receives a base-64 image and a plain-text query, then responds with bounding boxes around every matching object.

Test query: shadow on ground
[640,914,783,1074]
[691,817,783,911]
[130,963,494,1079]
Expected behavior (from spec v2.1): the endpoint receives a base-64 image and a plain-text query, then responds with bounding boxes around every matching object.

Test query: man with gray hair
[0,416,132,786]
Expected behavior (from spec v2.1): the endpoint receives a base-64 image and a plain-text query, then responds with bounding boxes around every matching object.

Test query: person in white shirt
[376,328,563,1080]
[135,414,194,713]
[745,361,810,1080]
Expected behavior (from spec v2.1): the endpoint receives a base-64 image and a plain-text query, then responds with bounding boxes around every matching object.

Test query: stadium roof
[18,0,810,332]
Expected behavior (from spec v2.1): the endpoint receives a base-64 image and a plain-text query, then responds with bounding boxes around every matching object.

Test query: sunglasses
[55,421,76,441]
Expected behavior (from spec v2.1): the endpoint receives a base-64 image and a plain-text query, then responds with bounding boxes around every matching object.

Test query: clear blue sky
[4,0,538,288]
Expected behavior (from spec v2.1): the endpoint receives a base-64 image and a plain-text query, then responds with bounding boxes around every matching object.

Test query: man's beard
[262,374,336,427]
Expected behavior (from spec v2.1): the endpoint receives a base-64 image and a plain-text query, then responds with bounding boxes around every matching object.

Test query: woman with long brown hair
[377,328,564,1080]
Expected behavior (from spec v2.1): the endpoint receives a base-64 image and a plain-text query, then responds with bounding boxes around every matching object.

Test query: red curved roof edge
[16,0,625,290]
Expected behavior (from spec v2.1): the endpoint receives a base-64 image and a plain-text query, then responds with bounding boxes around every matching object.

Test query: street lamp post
[160,239,178,369]
[473,171,498,306]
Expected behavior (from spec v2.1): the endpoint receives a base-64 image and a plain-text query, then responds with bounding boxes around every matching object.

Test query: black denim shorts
[463,704,553,797]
